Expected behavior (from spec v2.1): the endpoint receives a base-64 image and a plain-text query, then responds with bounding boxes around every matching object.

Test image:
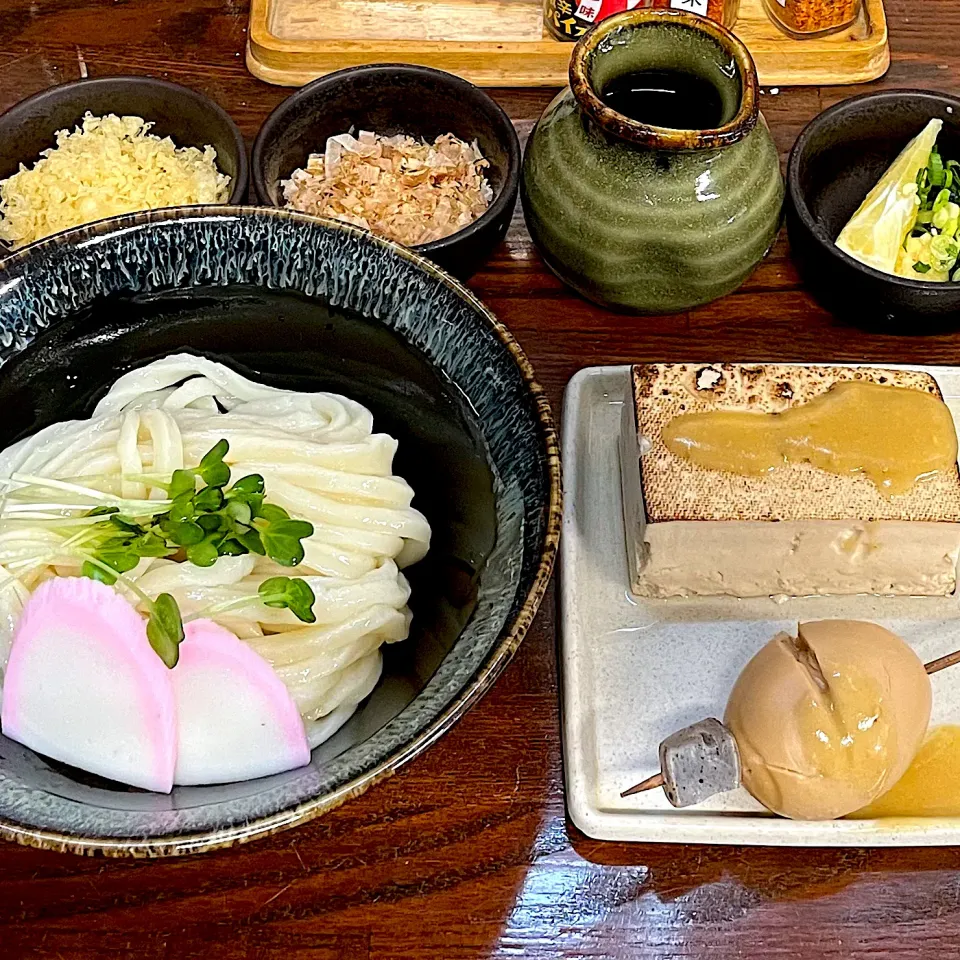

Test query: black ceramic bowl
[0,206,559,856]
[251,64,521,280]
[787,89,960,331]
[0,76,247,251]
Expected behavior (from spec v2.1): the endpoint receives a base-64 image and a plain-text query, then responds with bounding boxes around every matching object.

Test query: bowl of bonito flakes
[252,64,521,279]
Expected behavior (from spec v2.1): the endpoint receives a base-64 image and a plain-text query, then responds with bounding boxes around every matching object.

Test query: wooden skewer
[620,771,664,798]
[620,647,960,799]
[924,649,960,675]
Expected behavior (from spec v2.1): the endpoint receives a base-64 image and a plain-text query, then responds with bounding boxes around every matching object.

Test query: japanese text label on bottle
[545,0,729,40]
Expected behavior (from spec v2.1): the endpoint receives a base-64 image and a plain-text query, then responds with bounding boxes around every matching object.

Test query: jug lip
[570,9,760,151]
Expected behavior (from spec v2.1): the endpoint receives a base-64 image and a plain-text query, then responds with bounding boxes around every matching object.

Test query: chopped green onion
[931,234,959,269]
[931,151,945,187]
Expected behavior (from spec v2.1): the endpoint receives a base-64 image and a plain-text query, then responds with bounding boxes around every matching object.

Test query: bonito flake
[281,131,494,247]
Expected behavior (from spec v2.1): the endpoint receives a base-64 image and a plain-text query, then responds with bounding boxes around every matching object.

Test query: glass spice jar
[545,0,740,42]
[761,0,862,38]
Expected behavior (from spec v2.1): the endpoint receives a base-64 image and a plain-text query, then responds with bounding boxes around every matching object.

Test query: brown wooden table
[2,2,960,957]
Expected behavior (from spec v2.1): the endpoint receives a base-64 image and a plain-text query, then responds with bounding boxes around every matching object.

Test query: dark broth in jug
[601,69,725,130]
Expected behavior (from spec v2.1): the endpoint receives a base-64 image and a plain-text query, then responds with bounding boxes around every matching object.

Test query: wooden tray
[246,0,889,88]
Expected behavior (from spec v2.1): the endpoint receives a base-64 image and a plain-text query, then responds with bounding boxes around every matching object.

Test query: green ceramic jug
[522,10,784,314]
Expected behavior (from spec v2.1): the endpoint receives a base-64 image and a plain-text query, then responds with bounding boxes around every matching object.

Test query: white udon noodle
[0,354,431,749]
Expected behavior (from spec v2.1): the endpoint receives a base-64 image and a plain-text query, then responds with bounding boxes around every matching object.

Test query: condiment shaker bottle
[545,0,740,41]
[761,0,862,37]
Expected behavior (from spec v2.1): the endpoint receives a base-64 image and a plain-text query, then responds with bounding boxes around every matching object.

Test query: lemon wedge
[836,118,943,274]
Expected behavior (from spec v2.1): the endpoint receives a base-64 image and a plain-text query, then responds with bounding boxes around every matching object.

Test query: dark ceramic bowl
[0,206,560,856]
[787,89,960,331]
[0,76,248,253]
[251,64,521,280]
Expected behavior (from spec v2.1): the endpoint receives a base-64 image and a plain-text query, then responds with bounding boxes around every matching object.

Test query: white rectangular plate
[561,363,960,847]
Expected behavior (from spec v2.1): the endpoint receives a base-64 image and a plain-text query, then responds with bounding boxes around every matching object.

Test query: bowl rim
[0,204,562,857]
[787,87,960,292]
[0,74,249,205]
[250,63,522,258]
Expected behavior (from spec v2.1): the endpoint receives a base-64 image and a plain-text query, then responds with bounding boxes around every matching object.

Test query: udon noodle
[0,355,430,747]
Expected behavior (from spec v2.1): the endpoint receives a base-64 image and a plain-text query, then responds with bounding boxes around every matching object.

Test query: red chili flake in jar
[545,0,740,40]
[761,0,862,37]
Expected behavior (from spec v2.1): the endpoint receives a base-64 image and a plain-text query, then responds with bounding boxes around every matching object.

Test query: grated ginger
[281,130,493,247]
[0,113,231,249]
